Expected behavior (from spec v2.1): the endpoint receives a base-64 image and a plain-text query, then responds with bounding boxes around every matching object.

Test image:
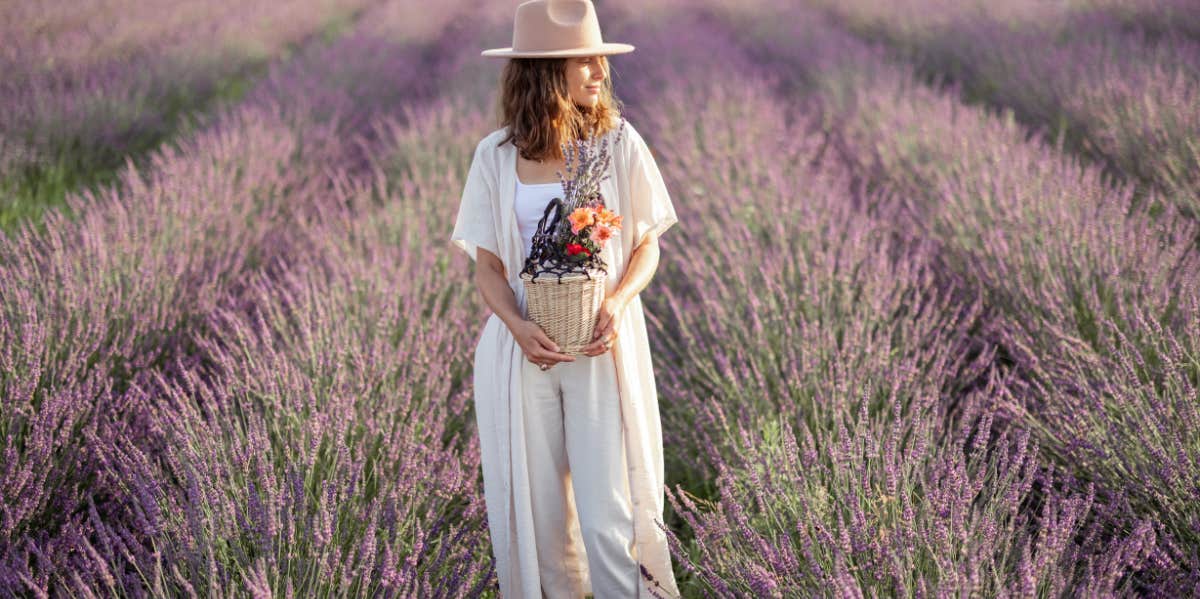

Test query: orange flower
[596,207,622,229]
[569,206,595,234]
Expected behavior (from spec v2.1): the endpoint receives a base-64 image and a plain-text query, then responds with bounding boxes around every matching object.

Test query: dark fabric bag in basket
[519,196,607,355]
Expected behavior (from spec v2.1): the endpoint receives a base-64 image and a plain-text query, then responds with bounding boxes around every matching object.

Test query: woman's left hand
[580,295,627,356]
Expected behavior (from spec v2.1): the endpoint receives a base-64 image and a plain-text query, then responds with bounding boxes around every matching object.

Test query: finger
[586,337,610,354]
[540,349,574,362]
[593,313,610,340]
[534,330,561,352]
[593,319,610,340]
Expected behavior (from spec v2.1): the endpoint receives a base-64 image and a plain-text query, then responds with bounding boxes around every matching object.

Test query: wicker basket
[521,268,607,355]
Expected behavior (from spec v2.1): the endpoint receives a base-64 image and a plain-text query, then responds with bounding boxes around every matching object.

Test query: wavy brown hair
[494,56,623,162]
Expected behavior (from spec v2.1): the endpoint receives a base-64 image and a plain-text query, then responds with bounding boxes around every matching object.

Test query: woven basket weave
[521,269,607,355]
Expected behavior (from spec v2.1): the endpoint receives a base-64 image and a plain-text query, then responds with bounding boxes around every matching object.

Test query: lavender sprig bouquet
[555,117,627,216]
[550,118,628,270]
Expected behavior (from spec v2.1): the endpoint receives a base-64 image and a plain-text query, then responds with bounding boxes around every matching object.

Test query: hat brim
[481,42,635,58]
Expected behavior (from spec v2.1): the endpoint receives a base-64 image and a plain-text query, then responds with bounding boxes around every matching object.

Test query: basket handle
[534,197,563,241]
[521,197,564,277]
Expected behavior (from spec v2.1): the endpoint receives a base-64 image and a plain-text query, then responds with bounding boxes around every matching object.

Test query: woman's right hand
[511,319,576,367]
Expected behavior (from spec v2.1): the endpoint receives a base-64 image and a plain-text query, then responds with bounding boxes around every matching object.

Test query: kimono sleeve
[450,139,501,263]
[625,125,678,250]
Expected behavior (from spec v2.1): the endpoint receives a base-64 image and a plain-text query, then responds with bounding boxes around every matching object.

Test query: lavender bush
[796,0,1200,221]
[1073,0,1200,41]
[699,0,1200,588]
[125,136,495,593]
[0,0,510,592]
[667,395,1159,596]
[0,0,380,232]
[599,5,1171,595]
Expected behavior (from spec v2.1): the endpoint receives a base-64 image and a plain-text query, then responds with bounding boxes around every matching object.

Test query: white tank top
[514,177,566,258]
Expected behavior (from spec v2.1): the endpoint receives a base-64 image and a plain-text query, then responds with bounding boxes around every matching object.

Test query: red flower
[566,242,591,257]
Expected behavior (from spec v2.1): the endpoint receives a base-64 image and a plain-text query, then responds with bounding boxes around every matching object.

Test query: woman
[450,1,680,597]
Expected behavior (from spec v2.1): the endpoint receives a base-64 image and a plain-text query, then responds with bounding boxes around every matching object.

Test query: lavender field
[2,0,1199,596]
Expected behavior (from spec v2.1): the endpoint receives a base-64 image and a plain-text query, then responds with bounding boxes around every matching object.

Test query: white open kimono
[449,117,681,598]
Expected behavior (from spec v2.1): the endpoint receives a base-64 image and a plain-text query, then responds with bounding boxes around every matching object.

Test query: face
[565,55,607,107]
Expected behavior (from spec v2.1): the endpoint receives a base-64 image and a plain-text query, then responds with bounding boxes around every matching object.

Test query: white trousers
[520,351,638,599]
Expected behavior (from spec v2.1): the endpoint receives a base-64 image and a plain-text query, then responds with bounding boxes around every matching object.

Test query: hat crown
[513,0,602,53]
[481,0,634,59]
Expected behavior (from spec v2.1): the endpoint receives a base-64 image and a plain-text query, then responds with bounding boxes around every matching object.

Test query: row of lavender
[1082,0,1200,39]
[0,0,374,231]
[797,0,1200,222]
[108,101,500,595]
[650,0,1200,593]
[0,0,512,593]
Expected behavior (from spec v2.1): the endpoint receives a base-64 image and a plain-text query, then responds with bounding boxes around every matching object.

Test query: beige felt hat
[481,0,635,58]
